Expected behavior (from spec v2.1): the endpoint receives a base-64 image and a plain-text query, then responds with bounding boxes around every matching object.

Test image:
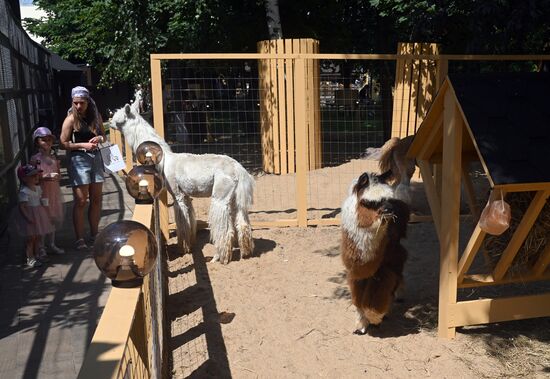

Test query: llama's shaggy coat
[340,171,410,334]
[378,135,416,204]
[111,104,255,264]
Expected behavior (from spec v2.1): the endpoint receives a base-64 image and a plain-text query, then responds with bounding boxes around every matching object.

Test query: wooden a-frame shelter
[408,72,550,338]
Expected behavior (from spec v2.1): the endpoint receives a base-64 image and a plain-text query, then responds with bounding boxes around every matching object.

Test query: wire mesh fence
[151,52,548,227]
[155,57,395,225]
[0,0,56,213]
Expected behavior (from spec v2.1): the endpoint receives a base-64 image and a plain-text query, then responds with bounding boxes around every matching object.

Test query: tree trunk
[265,0,283,39]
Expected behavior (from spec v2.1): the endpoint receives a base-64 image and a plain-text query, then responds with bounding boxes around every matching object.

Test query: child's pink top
[31,152,59,179]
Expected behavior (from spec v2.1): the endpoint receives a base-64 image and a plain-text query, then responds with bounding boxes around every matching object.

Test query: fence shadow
[167,229,232,378]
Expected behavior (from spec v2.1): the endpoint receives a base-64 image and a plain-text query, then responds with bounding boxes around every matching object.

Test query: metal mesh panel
[0,45,13,89]
[0,0,7,37]
[7,99,19,156]
[159,58,392,224]
[0,0,56,210]
[307,59,389,220]
[23,62,31,88]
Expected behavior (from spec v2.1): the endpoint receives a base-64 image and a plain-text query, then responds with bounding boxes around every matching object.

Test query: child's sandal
[75,239,89,251]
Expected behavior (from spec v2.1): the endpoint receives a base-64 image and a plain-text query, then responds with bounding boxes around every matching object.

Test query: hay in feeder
[483,191,550,274]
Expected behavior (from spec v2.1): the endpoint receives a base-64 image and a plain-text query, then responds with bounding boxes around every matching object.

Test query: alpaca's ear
[124,104,131,114]
[353,172,370,194]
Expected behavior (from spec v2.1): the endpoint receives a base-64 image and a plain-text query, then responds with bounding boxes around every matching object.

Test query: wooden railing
[78,128,170,378]
[77,204,154,379]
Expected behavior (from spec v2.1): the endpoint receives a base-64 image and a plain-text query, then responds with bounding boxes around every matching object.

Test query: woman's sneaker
[26,257,43,268]
[49,245,65,255]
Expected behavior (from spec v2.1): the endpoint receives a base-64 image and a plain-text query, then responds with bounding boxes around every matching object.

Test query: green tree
[25,0,267,87]
[24,0,550,88]
[367,0,550,54]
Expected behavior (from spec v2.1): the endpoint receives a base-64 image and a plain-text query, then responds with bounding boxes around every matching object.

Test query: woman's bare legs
[88,182,103,238]
[72,184,89,241]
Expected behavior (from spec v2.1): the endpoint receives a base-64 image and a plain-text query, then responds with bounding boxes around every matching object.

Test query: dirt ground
[166,160,550,379]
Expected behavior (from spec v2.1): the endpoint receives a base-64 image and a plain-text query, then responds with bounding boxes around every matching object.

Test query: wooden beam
[494,182,550,192]
[270,41,281,174]
[493,190,549,281]
[438,91,463,339]
[78,287,141,379]
[294,59,308,227]
[460,272,550,288]
[276,39,288,174]
[457,224,486,283]
[285,39,296,173]
[150,57,165,139]
[417,159,441,239]
[407,81,447,159]
[416,112,443,161]
[148,53,550,61]
[461,163,480,223]
[533,242,550,277]
[252,219,299,228]
[449,293,550,327]
[391,42,407,138]
[432,165,442,202]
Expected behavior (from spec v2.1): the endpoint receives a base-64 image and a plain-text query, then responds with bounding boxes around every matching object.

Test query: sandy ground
[167,160,550,378]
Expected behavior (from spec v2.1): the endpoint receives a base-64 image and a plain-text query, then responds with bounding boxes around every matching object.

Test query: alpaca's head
[352,171,394,203]
[350,171,397,228]
[350,171,410,238]
[111,104,135,132]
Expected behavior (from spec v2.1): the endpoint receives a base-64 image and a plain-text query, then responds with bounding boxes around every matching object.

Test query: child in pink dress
[15,164,54,268]
[31,127,65,255]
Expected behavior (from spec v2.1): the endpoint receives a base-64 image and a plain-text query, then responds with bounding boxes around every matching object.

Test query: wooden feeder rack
[408,72,550,338]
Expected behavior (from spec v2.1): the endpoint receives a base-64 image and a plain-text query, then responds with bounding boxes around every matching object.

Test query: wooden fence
[78,127,170,378]
[257,38,322,174]
[75,53,550,379]
[391,42,445,139]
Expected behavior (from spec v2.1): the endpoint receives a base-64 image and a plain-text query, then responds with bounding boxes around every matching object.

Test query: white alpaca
[111,104,255,264]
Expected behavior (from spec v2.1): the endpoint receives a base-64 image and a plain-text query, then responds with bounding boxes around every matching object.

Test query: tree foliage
[25,0,267,87]
[24,0,550,87]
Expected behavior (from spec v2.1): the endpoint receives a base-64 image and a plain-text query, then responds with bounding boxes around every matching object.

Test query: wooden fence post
[295,58,308,227]
[391,42,441,139]
[150,57,171,242]
[257,39,321,174]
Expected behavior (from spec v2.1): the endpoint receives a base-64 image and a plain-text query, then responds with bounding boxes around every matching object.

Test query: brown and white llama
[340,171,410,334]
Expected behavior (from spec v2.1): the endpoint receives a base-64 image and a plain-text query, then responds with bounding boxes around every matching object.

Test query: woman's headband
[71,86,90,99]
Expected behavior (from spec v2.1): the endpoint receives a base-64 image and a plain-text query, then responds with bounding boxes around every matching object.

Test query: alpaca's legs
[235,206,254,258]
[348,277,369,334]
[186,196,197,246]
[174,193,195,253]
[209,175,235,264]
[360,267,401,327]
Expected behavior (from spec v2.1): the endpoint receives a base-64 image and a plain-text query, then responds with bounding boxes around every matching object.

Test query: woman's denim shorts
[67,151,105,187]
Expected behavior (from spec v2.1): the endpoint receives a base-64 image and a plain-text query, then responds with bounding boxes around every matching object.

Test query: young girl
[15,164,54,268]
[31,127,65,255]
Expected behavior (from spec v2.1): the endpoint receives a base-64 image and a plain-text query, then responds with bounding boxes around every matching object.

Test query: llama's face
[353,171,395,228]
[111,104,134,131]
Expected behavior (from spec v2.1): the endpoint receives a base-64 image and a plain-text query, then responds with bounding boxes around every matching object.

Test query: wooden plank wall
[391,42,442,139]
[257,38,321,174]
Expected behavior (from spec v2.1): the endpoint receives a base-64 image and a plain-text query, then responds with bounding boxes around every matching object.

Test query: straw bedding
[483,191,550,274]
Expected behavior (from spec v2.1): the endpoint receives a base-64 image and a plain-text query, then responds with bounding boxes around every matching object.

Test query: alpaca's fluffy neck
[122,115,173,154]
